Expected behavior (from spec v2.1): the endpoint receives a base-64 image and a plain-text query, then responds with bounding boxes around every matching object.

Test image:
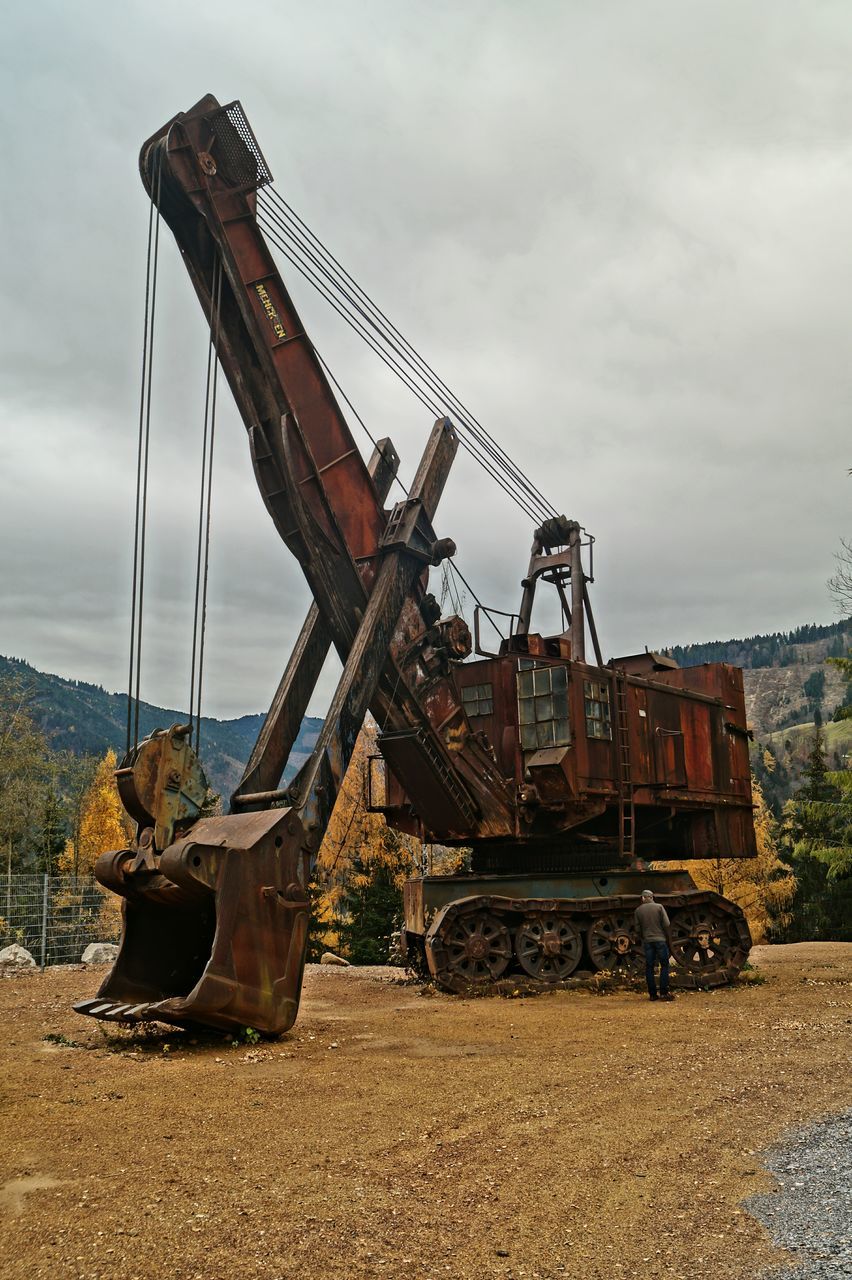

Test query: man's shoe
[660,992,675,1002]
[648,994,659,1001]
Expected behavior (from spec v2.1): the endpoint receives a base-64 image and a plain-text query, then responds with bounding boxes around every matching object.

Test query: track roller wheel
[515,914,582,981]
[669,903,749,982]
[586,911,642,975]
[438,909,512,988]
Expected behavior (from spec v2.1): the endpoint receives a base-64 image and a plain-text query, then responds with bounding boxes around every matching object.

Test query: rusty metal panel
[379,727,477,834]
[77,809,310,1036]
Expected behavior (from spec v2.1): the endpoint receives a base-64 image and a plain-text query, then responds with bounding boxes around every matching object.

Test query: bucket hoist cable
[128,175,225,758]
[189,257,223,754]
[127,153,163,755]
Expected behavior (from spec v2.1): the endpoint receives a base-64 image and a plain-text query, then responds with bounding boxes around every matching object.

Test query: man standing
[634,889,675,1002]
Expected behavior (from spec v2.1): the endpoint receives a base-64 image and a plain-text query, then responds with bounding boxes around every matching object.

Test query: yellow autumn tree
[60,749,133,875]
[58,749,133,937]
[311,719,421,956]
[657,775,797,942]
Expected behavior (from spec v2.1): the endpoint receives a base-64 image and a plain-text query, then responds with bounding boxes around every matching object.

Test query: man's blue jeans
[643,940,670,997]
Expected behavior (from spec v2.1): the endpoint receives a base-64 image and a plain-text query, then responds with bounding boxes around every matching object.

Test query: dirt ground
[0,944,849,1280]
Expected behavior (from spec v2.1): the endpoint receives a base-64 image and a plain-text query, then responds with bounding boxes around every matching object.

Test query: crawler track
[423,891,752,993]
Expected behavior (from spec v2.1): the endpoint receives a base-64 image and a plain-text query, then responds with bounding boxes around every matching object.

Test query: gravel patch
[749,1110,852,1280]
[304,961,413,984]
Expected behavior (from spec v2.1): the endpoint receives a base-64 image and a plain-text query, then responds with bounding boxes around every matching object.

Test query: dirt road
[0,944,849,1280]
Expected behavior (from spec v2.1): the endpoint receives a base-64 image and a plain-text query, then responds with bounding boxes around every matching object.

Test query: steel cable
[256,197,550,526]
[259,187,558,523]
[260,192,548,515]
[257,212,442,416]
[258,196,550,523]
[127,155,163,753]
[188,258,222,750]
[257,203,544,519]
[193,260,223,753]
[315,345,492,634]
[313,347,409,498]
[257,210,544,525]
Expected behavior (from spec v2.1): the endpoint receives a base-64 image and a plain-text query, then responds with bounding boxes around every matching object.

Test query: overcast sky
[1,1,850,720]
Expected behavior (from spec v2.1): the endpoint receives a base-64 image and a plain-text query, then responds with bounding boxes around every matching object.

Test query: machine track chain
[423,891,752,994]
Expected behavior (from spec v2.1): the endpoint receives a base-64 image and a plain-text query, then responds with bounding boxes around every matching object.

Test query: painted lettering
[254,283,287,341]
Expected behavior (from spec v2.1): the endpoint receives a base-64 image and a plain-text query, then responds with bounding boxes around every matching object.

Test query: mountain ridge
[0,654,322,800]
[4,615,850,802]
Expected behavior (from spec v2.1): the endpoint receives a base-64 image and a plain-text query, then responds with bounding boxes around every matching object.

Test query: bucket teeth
[73,998,153,1024]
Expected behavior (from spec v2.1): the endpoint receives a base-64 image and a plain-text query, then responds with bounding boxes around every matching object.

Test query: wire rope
[127,154,163,753]
[188,258,222,750]
[257,199,548,524]
[259,186,558,523]
[315,337,491,643]
[313,347,409,499]
[257,210,547,524]
[260,192,546,514]
[256,199,549,526]
[448,558,484,608]
[193,259,223,753]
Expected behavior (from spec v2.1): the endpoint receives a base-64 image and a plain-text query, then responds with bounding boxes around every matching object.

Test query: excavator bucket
[74,810,310,1036]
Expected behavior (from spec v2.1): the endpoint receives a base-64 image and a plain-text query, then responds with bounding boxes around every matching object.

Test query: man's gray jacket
[634,901,670,943]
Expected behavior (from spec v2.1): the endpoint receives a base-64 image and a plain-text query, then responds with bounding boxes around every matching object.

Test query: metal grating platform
[207,100,274,191]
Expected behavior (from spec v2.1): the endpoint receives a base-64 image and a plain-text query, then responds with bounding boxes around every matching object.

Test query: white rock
[320,951,350,967]
[81,942,119,965]
[0,943,36,967]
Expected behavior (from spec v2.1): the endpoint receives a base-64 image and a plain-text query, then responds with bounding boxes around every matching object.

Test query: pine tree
[782,727,852,940]
[336,827,413,964]
[305,877,332,961]
[38,788,66,875]
[803,669,825,714]
[798,725,833,805]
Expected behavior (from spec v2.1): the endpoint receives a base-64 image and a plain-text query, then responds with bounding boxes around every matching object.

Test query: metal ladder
[614,672,635,859]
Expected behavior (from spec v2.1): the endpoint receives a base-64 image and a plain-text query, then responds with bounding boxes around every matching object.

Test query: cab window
[516,662,570,751]
[461,682,493,718]
[583,679,612,740]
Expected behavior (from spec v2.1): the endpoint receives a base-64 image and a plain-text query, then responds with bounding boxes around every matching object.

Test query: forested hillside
[666,619,852,751]
[0,655,321,800]
[666,619,850,671]
[665,620,852,814]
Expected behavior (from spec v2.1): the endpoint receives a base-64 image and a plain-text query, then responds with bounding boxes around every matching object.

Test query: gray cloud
[1,1,849,720]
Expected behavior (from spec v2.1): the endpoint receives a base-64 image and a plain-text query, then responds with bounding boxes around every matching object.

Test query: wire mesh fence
[0,874,120,968]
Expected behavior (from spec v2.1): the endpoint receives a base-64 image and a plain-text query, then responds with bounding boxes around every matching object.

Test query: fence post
[40,874,49,970]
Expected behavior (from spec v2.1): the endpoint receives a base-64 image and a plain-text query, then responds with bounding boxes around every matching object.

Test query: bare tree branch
[828,537,852,614]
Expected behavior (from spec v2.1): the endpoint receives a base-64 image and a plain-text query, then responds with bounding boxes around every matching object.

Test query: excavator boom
[76,96,493,1035]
